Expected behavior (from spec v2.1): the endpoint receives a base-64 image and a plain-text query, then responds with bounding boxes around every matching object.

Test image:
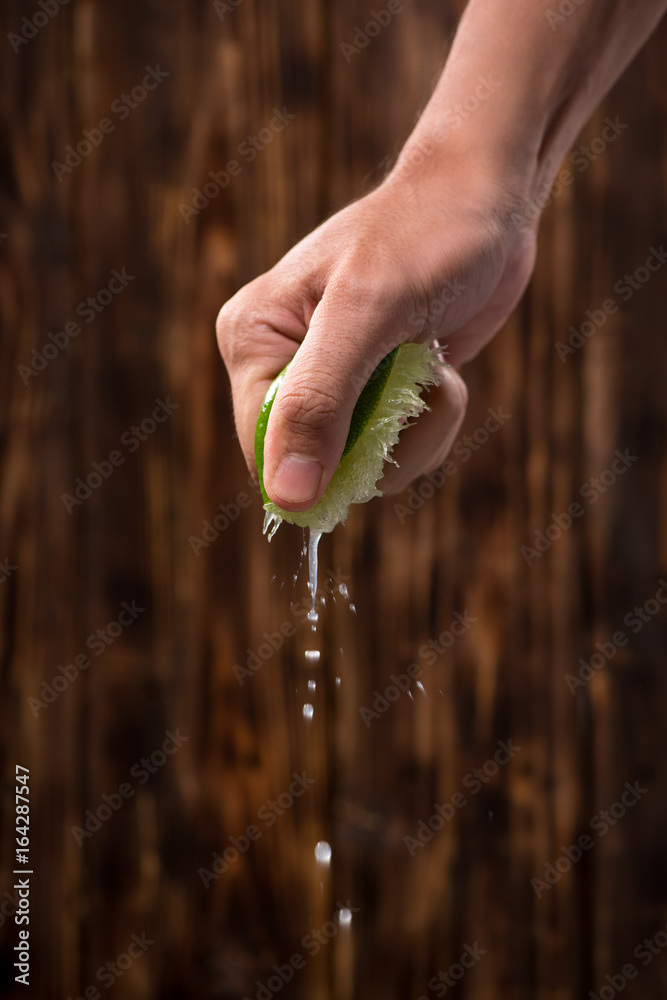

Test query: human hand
[216,154,537,512]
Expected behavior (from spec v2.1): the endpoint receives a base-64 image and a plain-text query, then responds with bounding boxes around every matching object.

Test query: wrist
[383,110,541,249]
[387,0,667,237]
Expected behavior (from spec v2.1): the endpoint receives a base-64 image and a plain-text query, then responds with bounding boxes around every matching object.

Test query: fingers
[377,366,469,495]
[216,277,308,479]
[261,274,399,510]
[216,184,528,511]
[218,270,470,512]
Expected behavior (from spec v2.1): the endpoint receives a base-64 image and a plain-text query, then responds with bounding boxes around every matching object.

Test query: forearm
[390,0,667,199]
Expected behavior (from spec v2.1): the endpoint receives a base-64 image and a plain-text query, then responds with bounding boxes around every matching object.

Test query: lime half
[255,342,441,538]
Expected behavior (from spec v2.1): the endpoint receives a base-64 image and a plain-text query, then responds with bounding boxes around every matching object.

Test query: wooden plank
[0,1,665,998]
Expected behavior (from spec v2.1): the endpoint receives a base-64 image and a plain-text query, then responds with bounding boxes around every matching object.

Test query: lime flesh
[255,342,441,538]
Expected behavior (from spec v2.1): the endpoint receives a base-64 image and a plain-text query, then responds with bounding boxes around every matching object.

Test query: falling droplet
[303,703,314,720]
[349,603,356,614]
[308,679,316,692]
[339,584,349,598]
[338,907,353,927]
[314,841,332,865]
[416,681,427,697]
[305,650,320,665]
[335,676,341,688]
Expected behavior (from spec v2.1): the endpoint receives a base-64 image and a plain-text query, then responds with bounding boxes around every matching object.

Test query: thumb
[262,286,399,511]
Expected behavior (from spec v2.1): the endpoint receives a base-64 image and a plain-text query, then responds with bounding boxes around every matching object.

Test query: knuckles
[273,382,342,440]
[215,297,245,367]
[215,275,271,366]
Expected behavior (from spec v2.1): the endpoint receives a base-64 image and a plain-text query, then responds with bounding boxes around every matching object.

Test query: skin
[217,0,667,512]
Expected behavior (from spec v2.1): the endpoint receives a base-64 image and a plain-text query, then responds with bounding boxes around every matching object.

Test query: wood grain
[0,2,665,998]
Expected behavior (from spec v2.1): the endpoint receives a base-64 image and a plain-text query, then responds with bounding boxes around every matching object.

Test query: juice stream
[307,528,322,625]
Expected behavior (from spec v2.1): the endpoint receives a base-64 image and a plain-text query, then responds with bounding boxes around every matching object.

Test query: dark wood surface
[1,2,666,998]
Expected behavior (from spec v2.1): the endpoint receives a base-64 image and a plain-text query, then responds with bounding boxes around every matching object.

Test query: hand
[216,156,537,512]
[217,0,666,515]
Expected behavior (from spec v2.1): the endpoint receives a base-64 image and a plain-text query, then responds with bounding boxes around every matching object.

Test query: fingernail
[270,455,323,506]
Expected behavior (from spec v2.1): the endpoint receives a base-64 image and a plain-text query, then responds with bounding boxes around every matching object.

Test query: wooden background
[1,1,666,998]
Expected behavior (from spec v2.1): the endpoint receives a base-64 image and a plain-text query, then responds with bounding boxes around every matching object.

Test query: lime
[255,342,441,538]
